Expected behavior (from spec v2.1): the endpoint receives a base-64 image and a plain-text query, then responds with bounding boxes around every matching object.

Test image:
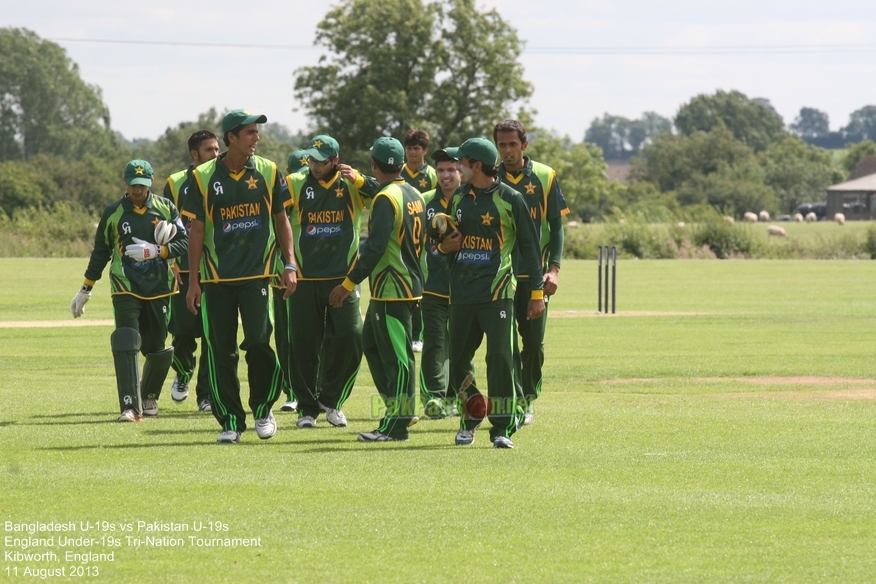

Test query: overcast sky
[4,0,875,142]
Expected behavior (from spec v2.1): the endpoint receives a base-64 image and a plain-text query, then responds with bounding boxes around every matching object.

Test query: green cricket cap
[431,147,459,162]
[124,159,154,186]
[457,137,499,167]
[221,109,267,134]
[370,136,404,165]
[287,149,310,173]
[303,135,339,161]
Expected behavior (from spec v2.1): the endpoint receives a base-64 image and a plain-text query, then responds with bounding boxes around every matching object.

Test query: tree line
[1,2,874,228]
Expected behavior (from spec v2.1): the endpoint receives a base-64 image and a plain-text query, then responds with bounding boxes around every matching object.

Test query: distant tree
[674,90,786,152]
[630,125,754,193]
[0,28,115,160]
[841,139,876,176]
[294,0,531,152]
[789,107,830,140]
[262,123,307,147]
[584,111,672,160]
[841,105,876,142]
[758,136,843,212]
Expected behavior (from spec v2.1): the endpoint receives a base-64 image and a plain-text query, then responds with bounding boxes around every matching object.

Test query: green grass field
[2,259,875,582]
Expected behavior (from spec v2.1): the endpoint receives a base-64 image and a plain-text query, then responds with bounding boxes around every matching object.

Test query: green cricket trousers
[201,279,283,433]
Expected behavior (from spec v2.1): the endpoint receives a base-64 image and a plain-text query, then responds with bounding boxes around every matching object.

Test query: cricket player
[401,129,438,354]
[328,137,425,442]
[274,149,310,414]
[285,135,379,429]
[494,120,570,426]
[419,147,462,419]
[439,138,544,449]
[182,109,297,444]
[162,130,220,413]
[71,159,188,422]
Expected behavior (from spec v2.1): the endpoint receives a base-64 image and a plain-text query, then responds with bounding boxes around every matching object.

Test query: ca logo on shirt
[213,182,224,196]
[456,209,462,223]
[121,222,132,235]
[305,186,315,200]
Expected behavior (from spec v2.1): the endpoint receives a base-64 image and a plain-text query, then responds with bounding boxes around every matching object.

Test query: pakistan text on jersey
[220,203,261,220]
[307,210,345,223]
[461,235,493,251]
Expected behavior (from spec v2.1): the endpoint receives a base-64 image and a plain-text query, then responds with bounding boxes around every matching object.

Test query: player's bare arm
[527,298,546,320]
[274,210,298,298]
[186,220,205,314]
[544,263,560,296]
[439,229,462,253]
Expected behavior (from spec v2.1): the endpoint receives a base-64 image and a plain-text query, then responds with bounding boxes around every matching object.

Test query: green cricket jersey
[401,162,437,193]
[344,178,425,300]
[287,169,379,280]
[181,153,291,283]
[499,157,570,274]
[445,180,543,305]
[84,192,187,299]
[162,166,194,272]
[422,188,453,298]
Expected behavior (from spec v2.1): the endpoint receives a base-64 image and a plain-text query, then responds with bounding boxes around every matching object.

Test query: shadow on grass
[37,438,463,452]
[29,412,110,418]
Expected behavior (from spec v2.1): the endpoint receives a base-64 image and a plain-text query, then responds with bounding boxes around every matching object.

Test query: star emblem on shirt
[525,182,537,194]
[481,211,494,226]
[335,187,344,198]
[419,178,428,188]
[246,176,259,190]
[152,217,162,226]
[135,166,145,175]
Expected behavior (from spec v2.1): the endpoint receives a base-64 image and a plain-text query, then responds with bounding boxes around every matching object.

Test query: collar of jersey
[404,163,427,177]
[216,153,256,180]
[123,191,155,212]
[464,179,500,199]
[500,156,533,183]
[316,171,341,189]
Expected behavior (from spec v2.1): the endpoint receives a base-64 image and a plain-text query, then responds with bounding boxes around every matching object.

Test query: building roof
[849,156,876,180]
[827,173,876,193]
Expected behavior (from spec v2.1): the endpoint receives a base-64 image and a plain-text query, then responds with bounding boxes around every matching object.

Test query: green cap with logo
[457,137,499,167]
[370,136,405,165]
[303,135,340,161]
[221,109,268,134]
[287,149,310,173]
[124,159,154,186]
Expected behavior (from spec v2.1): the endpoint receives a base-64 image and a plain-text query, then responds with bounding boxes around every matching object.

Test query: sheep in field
[743,212,758,222]
[767,225,787,237]
[759,210,771,221]
[805,212,817,222]
[723,216,735,224]
[794,213,803,222]
[835,213,845,225]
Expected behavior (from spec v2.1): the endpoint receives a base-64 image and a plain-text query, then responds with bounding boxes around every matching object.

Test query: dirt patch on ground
[0,319,114,328]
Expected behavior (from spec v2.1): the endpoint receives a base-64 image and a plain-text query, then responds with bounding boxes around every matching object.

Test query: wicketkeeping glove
[430,213,458,240]
[125,237,162,262]
[70,287,91,318]
[154,220,177,245]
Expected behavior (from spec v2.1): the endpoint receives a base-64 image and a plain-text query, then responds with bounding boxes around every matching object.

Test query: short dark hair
[493,119,527,143]
[372,157,403,175]
[461,155,498,177]
[222,126,242,147]
[433,152,456,164]
[403,129,430,149]
[188,130,218,153]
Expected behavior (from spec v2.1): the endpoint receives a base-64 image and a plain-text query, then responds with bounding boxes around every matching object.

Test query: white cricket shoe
[171,375,189,403]
[198,399,212,412]
[280,400,297,412]
[411,341,423,353]
[492,436,514,449]
[217,430,240,444]
[455,429,475,445]
[325,408,348,427]
[296,415,316,428]
[117,408,142,422]
[143,399,158,417]
[255,412,276,440]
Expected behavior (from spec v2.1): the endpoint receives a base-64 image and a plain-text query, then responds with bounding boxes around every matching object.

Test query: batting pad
[141,346,174,400]
[111,327,142,413]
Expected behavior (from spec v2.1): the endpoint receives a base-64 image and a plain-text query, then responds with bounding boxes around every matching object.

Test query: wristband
[80,284,93,293]
[284,264,298,272]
